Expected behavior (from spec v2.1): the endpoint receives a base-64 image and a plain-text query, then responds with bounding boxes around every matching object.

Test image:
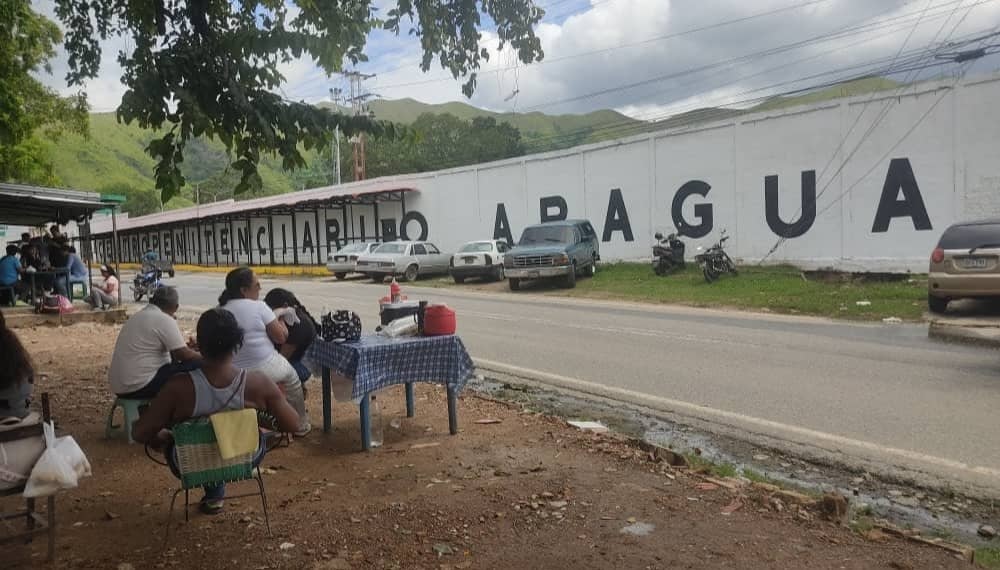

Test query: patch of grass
[927,528,954,541]
[854,504,874,518]
[850,516,875,534]
[417,263,927,321]
[684,453,737,478]
[568,263,926,321]
[742,468,778,485]
[977,548,1000,570]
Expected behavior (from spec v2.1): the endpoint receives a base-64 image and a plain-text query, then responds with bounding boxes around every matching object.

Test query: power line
[369,0,839,91]
[759,1,992,262]
[511,18,995,151]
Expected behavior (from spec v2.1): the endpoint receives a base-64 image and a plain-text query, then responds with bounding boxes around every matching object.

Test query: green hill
[35,76,902,215]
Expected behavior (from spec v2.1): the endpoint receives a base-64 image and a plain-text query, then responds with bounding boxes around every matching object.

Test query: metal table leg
[360,394,371,451]
[405,383,415,418]
[447,386,458,435]
[322,367,332,433]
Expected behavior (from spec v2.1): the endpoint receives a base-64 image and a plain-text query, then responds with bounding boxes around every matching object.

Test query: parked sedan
[356,241,451,282]
[449,240,509,283]
[928,218,1000,313]
[326,242,380,279]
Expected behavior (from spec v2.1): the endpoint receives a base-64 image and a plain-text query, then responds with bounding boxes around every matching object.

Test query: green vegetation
[977,548,1000,570]
[684,454,737,478]
[565,263,926,321]
[741,468,780,486]
[416,263,927,321]
[54,0,544,201]
[0,0,88,185]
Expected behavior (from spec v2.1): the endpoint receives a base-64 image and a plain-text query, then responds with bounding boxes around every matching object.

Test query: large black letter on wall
[380,219,398,242]
[671,180,714,238]
[325,219,340,252]
[872,158,932,233]
[494,203,513,245]
[400,211,429,241]
[219,228,230,255]
[302,221,314,254]
[764,170,816,238]
[602,189,634,242]
[540,196,568,223]
[256,227,268,257]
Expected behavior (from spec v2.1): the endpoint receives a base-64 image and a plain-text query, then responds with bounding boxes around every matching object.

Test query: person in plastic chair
[132,308,299,514]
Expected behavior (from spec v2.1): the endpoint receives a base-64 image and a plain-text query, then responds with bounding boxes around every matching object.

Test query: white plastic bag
[23,422,90,498]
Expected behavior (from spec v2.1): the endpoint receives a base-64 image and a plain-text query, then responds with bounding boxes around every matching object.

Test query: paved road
[144,272,1000,493]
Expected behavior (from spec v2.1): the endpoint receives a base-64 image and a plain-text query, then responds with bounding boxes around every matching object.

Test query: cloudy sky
[36,0,1000,121]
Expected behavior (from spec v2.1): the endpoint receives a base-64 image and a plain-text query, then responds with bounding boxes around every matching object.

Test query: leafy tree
[54,0,544,202]
[0,0,88,184]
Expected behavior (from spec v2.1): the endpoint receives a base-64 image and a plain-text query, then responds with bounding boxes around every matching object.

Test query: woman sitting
[85,265,119,309]
[0,310,33,419]
[217,268,311,436]
[263,288,317,384]
[132,308,299,514]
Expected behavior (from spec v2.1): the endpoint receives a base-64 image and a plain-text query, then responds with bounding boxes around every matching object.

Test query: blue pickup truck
[503,220,600,290]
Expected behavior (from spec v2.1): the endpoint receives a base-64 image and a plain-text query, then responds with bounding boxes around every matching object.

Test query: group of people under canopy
[0,226,90,305]
[0,266,319,515]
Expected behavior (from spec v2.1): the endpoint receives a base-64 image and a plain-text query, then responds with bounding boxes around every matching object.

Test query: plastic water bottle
[370,394,384,448]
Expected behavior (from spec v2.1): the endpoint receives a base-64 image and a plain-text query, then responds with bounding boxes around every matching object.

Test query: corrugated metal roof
[0,183,118,226]
[92,185,416,234]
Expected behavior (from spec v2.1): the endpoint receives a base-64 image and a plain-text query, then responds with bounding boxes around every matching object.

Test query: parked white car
[449,240,510,283]
[356,241,452,282]
[326,242,380,279]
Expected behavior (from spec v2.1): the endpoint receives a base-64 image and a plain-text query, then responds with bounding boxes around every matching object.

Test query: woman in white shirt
[217,267,310,436]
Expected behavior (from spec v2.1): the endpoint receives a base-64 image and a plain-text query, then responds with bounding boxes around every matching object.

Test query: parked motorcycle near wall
[652,232,686,276]
[694,230,738,283]
[132,264,163,301]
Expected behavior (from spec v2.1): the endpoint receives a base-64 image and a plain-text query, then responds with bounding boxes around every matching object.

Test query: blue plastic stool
[105,398,148,444]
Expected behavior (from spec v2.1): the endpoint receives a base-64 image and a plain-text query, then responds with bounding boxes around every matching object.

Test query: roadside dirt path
[6,322,976,569]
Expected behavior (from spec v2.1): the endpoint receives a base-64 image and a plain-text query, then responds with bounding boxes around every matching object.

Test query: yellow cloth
[209,409,259,460]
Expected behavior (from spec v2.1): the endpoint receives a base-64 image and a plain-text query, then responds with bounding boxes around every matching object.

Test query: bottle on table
[370,394,383,448]
[390,278,401,303]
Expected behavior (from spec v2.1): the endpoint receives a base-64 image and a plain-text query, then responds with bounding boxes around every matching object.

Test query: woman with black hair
[133,307,299,514]
[84,264,120,309]
[0,310,34,419]
[216,268,311,436]
[263,288,317,384]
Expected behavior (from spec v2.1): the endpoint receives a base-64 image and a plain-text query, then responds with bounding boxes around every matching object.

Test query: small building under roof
[0,183,121,227]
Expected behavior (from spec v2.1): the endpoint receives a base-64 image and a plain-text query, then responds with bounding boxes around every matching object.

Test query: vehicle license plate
[464,257,475,264]
[960,257,989,269]
[335,256,346,262]
[528,270,540,278]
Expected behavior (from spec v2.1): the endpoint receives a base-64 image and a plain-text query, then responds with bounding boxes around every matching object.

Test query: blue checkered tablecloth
[306,334,475,401]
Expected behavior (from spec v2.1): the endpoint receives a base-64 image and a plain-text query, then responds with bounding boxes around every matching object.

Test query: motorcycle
[652,232,686,276]
[131,264,163,301]
[694,230,738,283]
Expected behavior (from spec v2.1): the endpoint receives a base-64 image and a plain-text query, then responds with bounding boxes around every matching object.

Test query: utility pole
[332,71,376,182]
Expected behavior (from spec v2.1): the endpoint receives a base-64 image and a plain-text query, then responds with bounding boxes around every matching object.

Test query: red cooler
[422,304,456,336]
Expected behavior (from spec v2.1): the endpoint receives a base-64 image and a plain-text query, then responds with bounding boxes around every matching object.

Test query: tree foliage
[54,0,544,202]
[0,0,88,184]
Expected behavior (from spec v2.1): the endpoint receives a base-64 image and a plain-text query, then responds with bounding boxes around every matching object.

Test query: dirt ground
[4,321,980,569]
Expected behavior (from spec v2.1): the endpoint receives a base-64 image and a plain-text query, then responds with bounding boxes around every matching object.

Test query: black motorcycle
[652,232,686,276]
[694,230,738,283]
[131,264,163,301]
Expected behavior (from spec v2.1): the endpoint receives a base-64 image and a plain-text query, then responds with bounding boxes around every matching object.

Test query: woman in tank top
[133,308,299,514]
[215,267,311,436]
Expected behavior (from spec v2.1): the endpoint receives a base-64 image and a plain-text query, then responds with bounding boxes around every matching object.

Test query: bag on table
[320,310,362,342]
[24,421,91,498]
[0,413,45,491]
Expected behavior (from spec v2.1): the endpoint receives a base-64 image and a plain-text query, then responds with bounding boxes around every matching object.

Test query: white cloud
[32,0,1000,121]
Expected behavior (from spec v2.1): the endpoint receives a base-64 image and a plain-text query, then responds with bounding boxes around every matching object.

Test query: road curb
[927,320,1000,348]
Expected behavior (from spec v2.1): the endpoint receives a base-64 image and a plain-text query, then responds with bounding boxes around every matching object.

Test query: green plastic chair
[164,416,270,544]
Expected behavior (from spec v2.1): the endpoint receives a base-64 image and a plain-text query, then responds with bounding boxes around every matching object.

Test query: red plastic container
[422,304,456,336]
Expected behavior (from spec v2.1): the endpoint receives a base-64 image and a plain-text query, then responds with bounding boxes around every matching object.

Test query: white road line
[475,358,1000,481]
